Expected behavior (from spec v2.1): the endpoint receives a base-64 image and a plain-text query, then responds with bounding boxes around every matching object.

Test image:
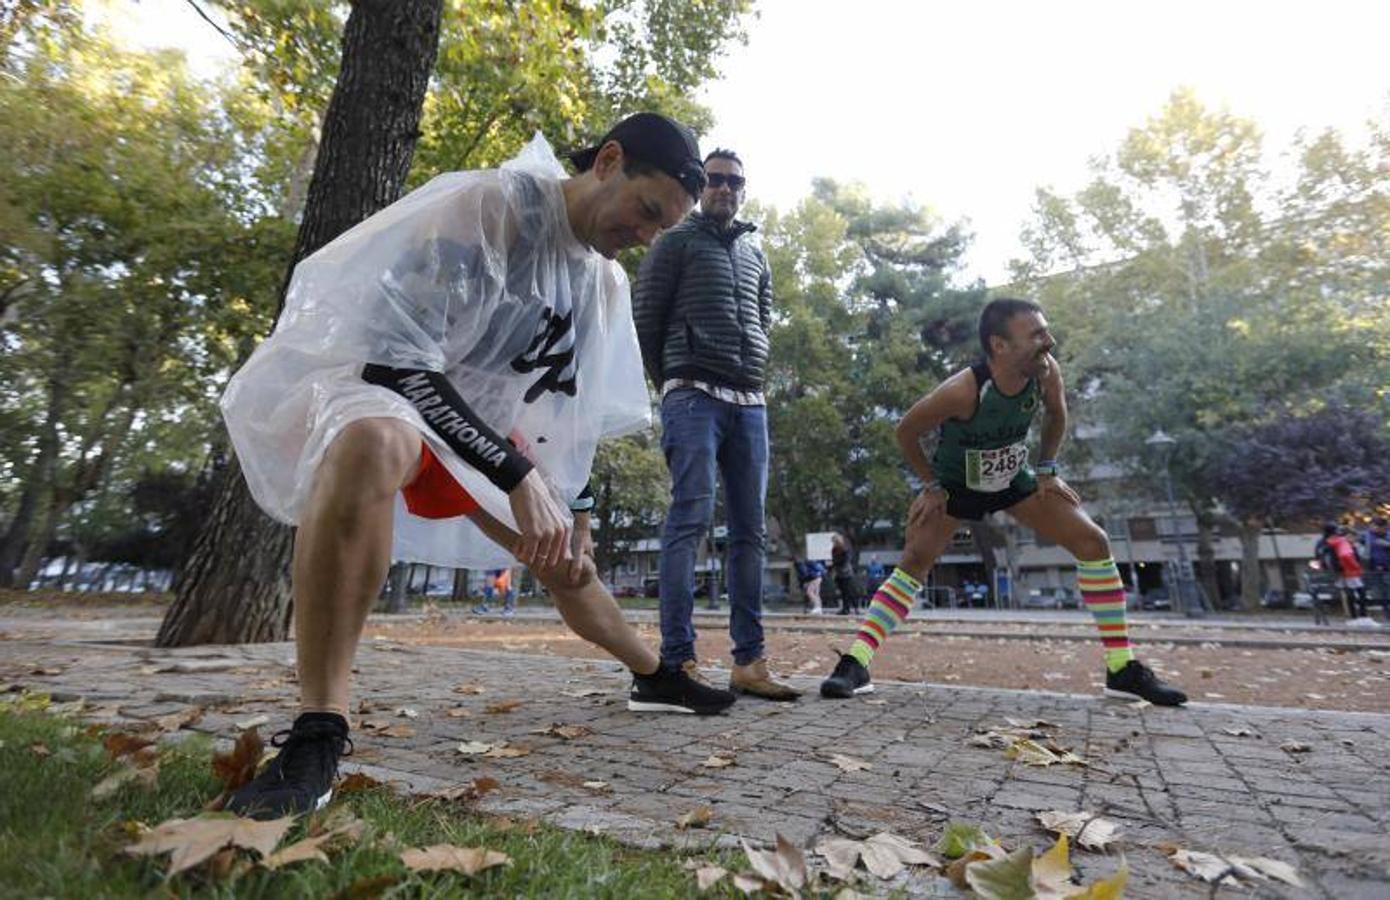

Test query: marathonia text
[396,372,508,470]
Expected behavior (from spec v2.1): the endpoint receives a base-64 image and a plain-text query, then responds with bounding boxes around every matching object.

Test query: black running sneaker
[225,715,351,820]
[628,662,737,715]
[1104,660,1188,706]
[820,653,873,699]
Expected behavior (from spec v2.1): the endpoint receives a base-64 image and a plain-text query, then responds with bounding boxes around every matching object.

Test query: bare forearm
[897,424,939,484]
[1039,414,1065,463]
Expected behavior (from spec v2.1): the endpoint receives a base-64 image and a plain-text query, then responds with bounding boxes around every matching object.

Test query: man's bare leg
[1008,488,1187,705]
[227,417,423,819]
[294,418,422,716]
[467,507,657,675]
[822,502,961,698]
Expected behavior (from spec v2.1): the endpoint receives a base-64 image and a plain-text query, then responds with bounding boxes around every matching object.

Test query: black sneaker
[820,653,873,699]
[225,715,352,819]
[1104,660,1188,706]
[628,662,737,715]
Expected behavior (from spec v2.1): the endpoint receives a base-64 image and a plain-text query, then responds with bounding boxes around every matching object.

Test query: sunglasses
[705,173,746,190]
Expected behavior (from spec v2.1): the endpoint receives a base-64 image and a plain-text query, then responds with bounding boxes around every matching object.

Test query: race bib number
[965,443,1028,493]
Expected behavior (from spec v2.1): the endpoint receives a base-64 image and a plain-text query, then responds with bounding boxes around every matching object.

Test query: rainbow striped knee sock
[848,567,921,668]
[1077,558,1134,673]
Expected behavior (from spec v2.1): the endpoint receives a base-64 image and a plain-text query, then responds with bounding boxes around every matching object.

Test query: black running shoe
[820,653,873,699]
[628,662,737,715]
[225,715,351,820]
[1104,660,1188,706]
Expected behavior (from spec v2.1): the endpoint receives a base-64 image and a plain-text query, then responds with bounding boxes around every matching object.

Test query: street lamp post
[1144,429,1206,619]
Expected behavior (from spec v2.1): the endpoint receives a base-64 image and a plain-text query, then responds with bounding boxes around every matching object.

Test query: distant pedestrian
[1317,523,1369,619]
[831,533,862,615]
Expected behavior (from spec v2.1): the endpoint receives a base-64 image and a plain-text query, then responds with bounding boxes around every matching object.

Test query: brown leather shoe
[730,658,802,701]
[681,658,711,686]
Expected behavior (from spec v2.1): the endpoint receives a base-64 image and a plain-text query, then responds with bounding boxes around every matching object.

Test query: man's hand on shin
[1040,475,1080,507]
[509,470,571,569]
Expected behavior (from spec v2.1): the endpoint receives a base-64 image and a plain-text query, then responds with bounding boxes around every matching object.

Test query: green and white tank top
[931,360,1040,493]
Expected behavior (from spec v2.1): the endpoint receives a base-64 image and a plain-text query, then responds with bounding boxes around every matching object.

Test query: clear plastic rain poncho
[221,133,652,569]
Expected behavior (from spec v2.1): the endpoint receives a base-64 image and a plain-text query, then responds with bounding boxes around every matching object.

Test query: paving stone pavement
[3,634,1388,898]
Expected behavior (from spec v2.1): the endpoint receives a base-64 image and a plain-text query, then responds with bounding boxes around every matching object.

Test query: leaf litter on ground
[740,834,808,896]
[815,831,941,880]
[125,814,296,879]
[1161,844,1304,888]
[964,835,1128,900]
[1035,811,1122,850]
[399,844,510,876]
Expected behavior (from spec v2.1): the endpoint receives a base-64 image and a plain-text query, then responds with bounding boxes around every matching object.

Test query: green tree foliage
[1013,89,1390,604]
[757,183,980,556]
[0,13,292,585]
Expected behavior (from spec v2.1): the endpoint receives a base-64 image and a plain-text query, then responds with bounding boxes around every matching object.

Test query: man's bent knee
[537,555,600,598]
[1072,527,1110,561]
[322,419,421,498]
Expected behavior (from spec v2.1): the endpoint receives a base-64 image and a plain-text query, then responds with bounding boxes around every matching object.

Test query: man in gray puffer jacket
[634,148,799,701]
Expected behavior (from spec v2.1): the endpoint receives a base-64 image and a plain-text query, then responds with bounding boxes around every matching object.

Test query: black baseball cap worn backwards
[568,112,706,200]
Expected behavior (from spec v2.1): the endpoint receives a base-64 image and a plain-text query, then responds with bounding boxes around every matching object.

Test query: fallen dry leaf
[126,814,295,878]
[366,723,415,739]
[483,742,532,759]
[456,741,495,756]
[1035,811,1122,850]
[1163,845,1304,888]
[28,741,50,758]
[559,687,607,698]
[582,780,610,792]
[263,815,366,870]
[484,699,524,714]
[445,707,472,718]
[741,834,807,895]
[336,772,384,795]
[104,731,156,761]
[399,844,510,876]
[694,864,727,890]
[965,835,1124,900]
[1222,727,1259,738]
[235,714,271,731]
[424,776,501,802]
[535,723,593,740]
[701,753,736,769]
[153,707,205,733]
[1281,741,1311,754]
[452,684,485,695]
[207,728,265,811]
[676,806,714,830]
[394,707,419,719]
[731,872,766,894]
[824,753,871,772]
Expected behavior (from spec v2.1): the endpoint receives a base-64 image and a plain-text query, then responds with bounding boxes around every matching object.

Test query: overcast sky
[110,0,1390,283]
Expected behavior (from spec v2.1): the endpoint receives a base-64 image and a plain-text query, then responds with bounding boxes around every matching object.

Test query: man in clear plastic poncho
[221,113,738,820]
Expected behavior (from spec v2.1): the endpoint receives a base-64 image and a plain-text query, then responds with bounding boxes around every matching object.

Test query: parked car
[1022,586,1078,610]
[1140,587,1172,611]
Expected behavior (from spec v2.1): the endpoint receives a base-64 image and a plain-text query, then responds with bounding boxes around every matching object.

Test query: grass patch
[0,700,747,898]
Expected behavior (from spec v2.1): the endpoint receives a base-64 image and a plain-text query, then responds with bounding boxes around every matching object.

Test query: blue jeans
[658,388,768,667]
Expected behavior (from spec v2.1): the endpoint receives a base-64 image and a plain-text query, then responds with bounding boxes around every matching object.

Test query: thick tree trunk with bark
[0,371,67,587]
[156,0,444,647]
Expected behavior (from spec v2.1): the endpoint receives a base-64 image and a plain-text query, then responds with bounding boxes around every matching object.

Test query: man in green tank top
[820,298,1187,707]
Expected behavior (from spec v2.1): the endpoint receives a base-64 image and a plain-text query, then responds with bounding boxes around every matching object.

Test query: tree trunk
[450,568,468,604]
[0,372,66,587]
[1194,507,1219,611]
[1237,520,1262,611]
[14,486,54,589]
[383,561,409,613]
[156,0,444,646]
